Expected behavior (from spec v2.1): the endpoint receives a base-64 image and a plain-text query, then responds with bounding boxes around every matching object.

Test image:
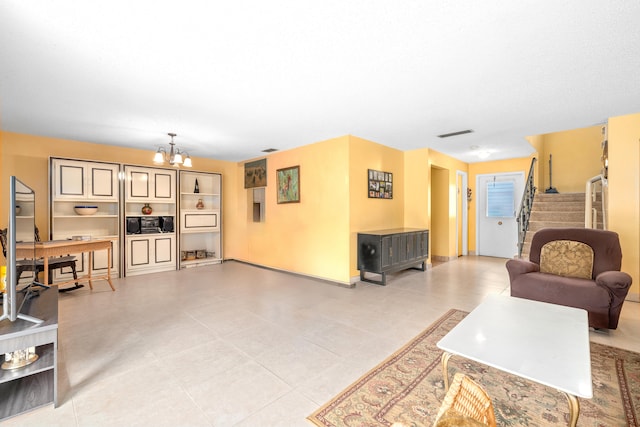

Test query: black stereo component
[140,216,159,229]
[160,216,174,233]
[126,217,141,234]
[140,216,161,234]
[127,216,174,234]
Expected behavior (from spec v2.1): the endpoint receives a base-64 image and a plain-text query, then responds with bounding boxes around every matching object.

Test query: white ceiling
[1,1,639,163]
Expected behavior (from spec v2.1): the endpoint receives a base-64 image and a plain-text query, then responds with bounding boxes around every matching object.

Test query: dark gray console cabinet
[0,288,58,421]
[357,228,429,285]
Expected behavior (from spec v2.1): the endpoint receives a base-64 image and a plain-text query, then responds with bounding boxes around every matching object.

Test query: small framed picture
[277,166,300,204]
[367,169,392,199]
[244,159,267,188]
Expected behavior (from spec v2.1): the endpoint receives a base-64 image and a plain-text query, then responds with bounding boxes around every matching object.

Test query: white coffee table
[437,294,592,427]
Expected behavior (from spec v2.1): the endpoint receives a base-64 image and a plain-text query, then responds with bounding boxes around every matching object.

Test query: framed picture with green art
[277,166,300,204]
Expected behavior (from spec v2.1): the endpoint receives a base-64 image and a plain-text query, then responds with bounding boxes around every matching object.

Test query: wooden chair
[1,228,78,286]
[433,373,496,427]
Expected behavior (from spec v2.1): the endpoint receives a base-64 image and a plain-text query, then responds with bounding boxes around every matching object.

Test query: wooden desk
[17,239,115,291]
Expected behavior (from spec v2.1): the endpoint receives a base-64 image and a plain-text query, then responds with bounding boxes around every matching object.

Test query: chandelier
[153,133,192,167]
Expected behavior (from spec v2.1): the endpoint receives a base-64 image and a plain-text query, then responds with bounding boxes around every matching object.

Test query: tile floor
[4,256,639,426]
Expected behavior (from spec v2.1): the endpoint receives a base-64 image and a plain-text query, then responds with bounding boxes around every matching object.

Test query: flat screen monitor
[0,176,43,324]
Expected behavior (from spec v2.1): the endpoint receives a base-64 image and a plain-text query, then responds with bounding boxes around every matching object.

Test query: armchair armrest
[505,259,540,283]
[595,271,633,299]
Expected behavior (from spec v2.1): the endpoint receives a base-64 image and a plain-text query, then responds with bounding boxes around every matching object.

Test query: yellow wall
[403,148,430,229]
[420,150,468,259]
[607,113,640,300]
[223,134,408,283]
[428,150,469,259]
[0,132,3,202]
[232,136,352,283]
[525,134,543,190]
[457,173,463,256]
[0,131,237,257]
[468,157,534,253]
[431,166,449,258]
[348,136,405,279]
[539,126,603,192]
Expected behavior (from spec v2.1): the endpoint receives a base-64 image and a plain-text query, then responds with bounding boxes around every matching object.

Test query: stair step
[535,192,585,202]
[528,221,585,231]
[518,191,606,259]
[529,211,585,222]
[532,201,586,211]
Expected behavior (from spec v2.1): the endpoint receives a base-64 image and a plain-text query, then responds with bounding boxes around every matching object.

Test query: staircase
[520,193,594,259]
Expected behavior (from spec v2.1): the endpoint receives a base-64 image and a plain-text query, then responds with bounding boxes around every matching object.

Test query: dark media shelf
[0,369,54,420]
[0,288,58,421]
[0,343,54,383]
[357,228,429,285]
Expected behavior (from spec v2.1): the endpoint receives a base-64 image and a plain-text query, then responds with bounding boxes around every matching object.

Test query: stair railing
[585,174,607,229]
[517,157,537,257]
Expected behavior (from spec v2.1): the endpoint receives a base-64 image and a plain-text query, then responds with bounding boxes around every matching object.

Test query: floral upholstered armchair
[506,227,632,329]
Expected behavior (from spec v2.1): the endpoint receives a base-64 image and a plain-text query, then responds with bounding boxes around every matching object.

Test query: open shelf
[0,344,54,384]
[0,288,58,421]
[179,171,222,269]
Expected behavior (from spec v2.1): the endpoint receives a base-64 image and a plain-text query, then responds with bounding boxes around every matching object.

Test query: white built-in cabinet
[50,158,120,280]
[179,170,222,268]
[49,159,223,279]
[124,165,177,276]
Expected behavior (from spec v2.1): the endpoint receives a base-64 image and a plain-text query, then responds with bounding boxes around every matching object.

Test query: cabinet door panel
[130,171,150,198]
[392,235,407,263]
[130,239,150,266]
[52,252,86,282]
[91,167,116,198]
[92,241,115,271]
[406,233,416,260]
[381,236,392,268]
[183,212,218,229]
[59,165,84,197]
[155,237,174,263]
[154,173,173,199]
[419,232,429,257]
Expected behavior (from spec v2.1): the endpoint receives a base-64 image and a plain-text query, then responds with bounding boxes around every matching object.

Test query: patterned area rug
[308,309,639,426]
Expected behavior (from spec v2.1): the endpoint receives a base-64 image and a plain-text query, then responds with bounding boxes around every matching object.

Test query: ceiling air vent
[437,129,473,138]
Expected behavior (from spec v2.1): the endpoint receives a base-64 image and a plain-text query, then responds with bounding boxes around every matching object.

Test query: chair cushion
[529,228,622,277]
[539,240,594,279]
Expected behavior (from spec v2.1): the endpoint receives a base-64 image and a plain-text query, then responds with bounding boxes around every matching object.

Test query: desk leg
[441,352,453,391]
[106,245,115,291]
[564,392,580,427]
[43,258,49,286]
[87,251,93,290]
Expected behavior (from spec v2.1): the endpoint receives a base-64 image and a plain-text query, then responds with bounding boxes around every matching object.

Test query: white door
[476,172,524,258]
